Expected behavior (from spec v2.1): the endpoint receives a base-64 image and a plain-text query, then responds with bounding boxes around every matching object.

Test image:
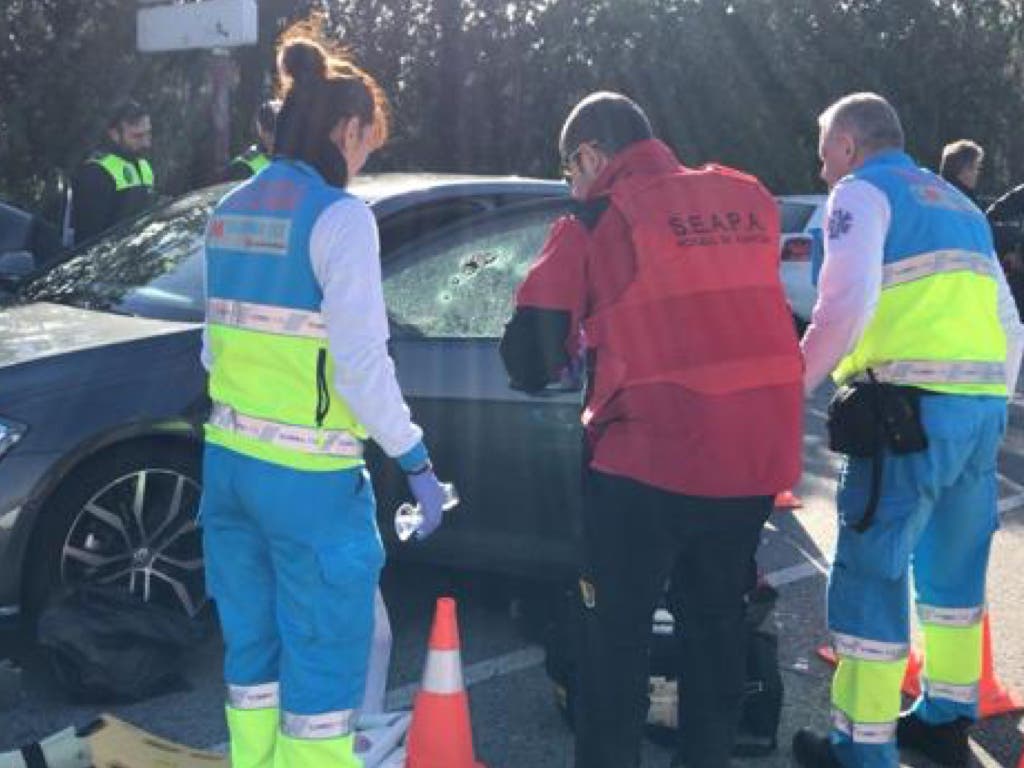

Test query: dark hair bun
[280,40,327,84]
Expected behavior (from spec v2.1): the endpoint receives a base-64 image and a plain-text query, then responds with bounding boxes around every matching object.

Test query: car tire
[24,439,205,624]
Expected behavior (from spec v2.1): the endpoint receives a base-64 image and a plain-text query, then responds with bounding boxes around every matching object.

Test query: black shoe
[896,712,970,767]
[791,728,842,767]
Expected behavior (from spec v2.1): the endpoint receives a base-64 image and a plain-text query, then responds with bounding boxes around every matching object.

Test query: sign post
[136,0,258,177]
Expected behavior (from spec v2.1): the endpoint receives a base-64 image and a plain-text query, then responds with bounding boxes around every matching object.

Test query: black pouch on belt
[826,369,928,532]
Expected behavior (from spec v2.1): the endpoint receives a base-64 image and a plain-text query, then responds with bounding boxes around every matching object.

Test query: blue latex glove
[407,469,446,540]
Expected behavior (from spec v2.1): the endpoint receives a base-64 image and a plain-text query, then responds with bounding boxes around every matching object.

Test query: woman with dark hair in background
[199,22,449,768]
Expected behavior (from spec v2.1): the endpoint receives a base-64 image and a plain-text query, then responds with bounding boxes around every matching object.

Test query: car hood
[0,302,199,369]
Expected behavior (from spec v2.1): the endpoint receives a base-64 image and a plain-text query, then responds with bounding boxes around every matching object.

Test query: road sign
[137,0,258,53]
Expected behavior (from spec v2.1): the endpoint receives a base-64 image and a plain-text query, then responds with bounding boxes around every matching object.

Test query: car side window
[777,200,817,233]
[378,198,492,256]
[383,201,569,339]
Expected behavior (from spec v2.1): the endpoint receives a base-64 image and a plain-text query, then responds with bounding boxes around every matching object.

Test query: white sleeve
[800,179,889,394]
[994,259,1024,394]
[310,197,423,457]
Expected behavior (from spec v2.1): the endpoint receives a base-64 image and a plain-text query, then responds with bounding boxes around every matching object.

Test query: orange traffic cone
[976,613,1024,717]
[406,597,486,768]
[900,648,924,698]
[774,489,803,509]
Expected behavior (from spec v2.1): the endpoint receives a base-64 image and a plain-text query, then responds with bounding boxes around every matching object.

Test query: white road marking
[384,645,545,710]
[998,471,1024,493]
[763,561,826,588]
[998,492,1024,515]
[968,737,1004,767]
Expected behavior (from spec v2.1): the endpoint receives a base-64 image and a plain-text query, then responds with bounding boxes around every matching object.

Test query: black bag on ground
[36,584,203,703]
[544,582,783,757]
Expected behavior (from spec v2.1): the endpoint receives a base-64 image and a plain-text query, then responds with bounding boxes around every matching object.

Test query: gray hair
[818,92,904,153]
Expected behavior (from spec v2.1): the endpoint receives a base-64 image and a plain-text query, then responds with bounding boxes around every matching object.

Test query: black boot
[791,728,842,767]
[896,711,971,767]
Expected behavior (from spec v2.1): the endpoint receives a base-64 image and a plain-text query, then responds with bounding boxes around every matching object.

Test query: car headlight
[0,418,27,461]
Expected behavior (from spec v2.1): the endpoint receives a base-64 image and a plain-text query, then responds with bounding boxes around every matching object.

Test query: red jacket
[506,139,802,497]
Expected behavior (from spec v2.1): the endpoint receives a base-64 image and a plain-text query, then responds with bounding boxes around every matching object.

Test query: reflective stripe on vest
[862,360,1005,387]
[831,708,897,745]
[210,403,362,458]
[207,298,327,339]
[91,153,154,191]
[882,249,999,288]
[282,709,354,739]
[833,152,1006,396]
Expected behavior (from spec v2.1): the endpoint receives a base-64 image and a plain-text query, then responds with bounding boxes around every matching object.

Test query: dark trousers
[573,470,772,768]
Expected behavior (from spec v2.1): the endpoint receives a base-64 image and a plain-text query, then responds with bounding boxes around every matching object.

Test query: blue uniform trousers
[200,443,383,763]
[827,394,1005,767]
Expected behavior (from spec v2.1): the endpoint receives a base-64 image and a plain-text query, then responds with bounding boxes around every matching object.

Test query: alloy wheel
[60,468,205,617]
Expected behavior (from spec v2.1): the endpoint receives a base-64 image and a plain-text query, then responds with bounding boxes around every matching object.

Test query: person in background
[501,91,802,768]
[200,26,448,768]
[224,99,281,182]
[938,139,984,205]
[70,99,156,244]
[794,93,1023,768]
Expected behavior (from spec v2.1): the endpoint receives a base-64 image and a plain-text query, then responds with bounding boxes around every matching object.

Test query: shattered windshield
[16,187,227,322]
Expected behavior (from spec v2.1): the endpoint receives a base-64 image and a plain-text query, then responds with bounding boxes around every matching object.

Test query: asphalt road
[2,388,1023,767]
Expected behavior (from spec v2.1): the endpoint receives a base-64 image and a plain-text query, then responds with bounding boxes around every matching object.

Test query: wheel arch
[18,422,203,614]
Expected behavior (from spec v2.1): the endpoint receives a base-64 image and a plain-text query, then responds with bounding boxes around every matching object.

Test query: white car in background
[776,194,827,329]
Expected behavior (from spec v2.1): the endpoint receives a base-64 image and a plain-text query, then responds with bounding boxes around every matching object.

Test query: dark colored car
[0,174,580,625]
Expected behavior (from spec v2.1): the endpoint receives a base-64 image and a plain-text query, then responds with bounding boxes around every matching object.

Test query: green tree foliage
[3,0,1024,213]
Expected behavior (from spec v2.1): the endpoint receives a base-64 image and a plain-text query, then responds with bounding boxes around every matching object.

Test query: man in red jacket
[501,92,803,768]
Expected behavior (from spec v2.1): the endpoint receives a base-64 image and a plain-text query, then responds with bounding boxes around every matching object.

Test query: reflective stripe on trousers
[832,632,909,663]
[831,707,898,745]
[228,681,280,709]
[282,709,355,739]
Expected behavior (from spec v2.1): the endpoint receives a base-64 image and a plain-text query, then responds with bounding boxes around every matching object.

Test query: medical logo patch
[207,215,291,256]
[828,208,853,240]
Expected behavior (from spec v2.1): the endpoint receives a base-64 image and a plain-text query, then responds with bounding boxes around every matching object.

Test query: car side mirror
[808,227,825,287]
[0,250,36,280]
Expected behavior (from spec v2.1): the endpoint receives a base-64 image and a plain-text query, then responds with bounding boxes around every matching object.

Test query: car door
[373,198,582,579]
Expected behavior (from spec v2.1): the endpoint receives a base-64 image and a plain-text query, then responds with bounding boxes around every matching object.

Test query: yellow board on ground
[89,715,227,768]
